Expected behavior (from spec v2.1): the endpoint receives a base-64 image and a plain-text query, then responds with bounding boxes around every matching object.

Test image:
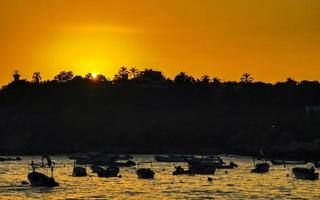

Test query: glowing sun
[92,73,97,79]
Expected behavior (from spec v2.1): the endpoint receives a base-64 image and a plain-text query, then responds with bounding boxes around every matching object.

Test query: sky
[0,0,320,86]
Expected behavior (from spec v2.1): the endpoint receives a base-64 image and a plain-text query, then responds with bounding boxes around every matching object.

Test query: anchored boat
[136,162,155,179]
[72,162,87,177]
[28,155,59,187]
[292,167,319,180]
[97,166,120,177]
[251,158,270,173]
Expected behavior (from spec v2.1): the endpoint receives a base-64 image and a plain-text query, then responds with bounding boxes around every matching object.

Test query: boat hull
[137,168,155,179]
[292,167,319,180]
[72,166,87,177]
[251,163,270,173]
[28,172,59,187]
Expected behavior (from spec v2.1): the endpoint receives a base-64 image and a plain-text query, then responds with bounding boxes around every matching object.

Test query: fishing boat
[216,161,239,169]
[251,150,270,173]
[27,155,59,187]
[69,153,135,167]
[154,154,187,162]
[108,160,136,167]
[72,162,87,177]
[292,167,319,180]
[173,158,217,175]
[270,159,306,166]
[113,155,133,161]
[172,166,189,175]
[172,162,216,175]
[187,157,224,168]
[97,166,120,177]
[90,165,104,173]
[0,156,22,162]
[188,164,216,175]
[136,162,155,179]
[69,153,118,165]
[251,162,270,173]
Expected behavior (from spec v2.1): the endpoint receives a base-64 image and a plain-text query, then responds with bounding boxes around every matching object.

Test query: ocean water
[0,155,320,199]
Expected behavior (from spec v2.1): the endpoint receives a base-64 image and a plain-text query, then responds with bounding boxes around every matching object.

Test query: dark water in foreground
[0,155,320,199]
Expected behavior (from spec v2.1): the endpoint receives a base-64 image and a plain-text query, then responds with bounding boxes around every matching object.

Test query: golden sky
[0,0,320,86]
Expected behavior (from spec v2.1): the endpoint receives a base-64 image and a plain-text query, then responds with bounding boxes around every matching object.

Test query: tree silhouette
[32,72,42,84]
[200,75,210,85]
[129,67,140,79]
[84,73,94,80]
[96,74,107,82]
[114,67,129,81]
[285,77,298,86]
[174,72,195,85]
[13,70,20,82]
[54,71,74,83]
[212,77,221,86]
[240,73,254,83]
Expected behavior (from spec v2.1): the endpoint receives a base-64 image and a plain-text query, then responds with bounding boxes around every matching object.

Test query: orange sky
[0,0,320,86]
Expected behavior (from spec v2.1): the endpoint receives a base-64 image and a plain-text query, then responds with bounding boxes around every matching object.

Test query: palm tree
[114,66,129,81]
[32,72,42,84]
[96,74,107,82]
[240,73,254,83]
[13,70,20,82]
[85,73,93,80]
[54,71,74,83]
[129,67,139,79]
[212,77,221,85]
[174,72,195,85]
[201,75,210,85]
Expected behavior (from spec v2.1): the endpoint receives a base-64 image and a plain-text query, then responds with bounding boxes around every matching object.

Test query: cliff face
[0,80,320,157]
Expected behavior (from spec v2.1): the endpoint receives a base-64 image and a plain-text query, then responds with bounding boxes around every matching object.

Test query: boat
[216,161,239,169]
[27,155,59,187]
[69,153,135,167]
[187,157,224,168]
[69,153,114,165]
[108,160,136,167]
[90,165,104,173]
[72,163,87,177]
[270,159,307,166]
[251,163,270,173]
[154,154,188,162]
[0,156,22,162]
[188,164,216,175]
[113,155,133,161]
[137,168,155,179]
[172,166,189,175]
[136,162,155,179]
[28,172,59,187]
[97,166,120,177]
[292,167,319,180]
[172,161,216,175]
[183,157,222,174]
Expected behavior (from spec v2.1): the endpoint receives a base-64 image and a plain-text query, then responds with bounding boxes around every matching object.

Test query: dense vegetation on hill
[1,68,320,159]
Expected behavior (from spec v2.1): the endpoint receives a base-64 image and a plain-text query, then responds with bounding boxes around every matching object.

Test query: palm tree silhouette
[129,67,139,79]
[32,72,42,84]
[114,66,129,81]
[13,70,20,82]
[201,75,210,85]
[240,73,254,83]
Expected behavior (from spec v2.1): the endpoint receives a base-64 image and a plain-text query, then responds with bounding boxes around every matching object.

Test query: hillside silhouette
[1,68,320,160]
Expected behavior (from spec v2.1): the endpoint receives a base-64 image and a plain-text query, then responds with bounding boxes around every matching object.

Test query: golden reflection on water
[1,155,320,199]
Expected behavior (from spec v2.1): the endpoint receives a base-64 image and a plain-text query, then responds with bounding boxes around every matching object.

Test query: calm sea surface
[0,155,320,199]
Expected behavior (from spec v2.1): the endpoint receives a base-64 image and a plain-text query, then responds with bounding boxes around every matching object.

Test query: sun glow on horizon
[92,73,97,79]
